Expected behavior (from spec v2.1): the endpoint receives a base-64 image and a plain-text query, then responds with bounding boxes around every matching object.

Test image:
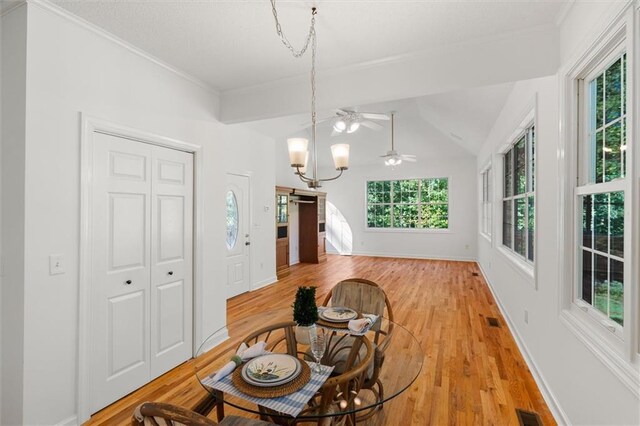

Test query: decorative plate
[320,307,358,322]
[241,354,302,387]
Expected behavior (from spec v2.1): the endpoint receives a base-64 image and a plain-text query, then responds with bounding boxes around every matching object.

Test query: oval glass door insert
[226,190,239,249]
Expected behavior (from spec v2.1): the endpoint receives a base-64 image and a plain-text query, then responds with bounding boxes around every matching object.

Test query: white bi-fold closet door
[89,132,193,413]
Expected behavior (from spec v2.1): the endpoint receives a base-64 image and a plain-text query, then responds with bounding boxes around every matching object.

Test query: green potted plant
[292,286,318,344]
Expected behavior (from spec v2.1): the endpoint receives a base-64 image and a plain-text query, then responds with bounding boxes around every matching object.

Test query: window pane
[595,74,604,129]
[610,191,624,257]
[393,204,418,228]
[527,196,535,261]
[421,204,448,229]
[503,200,513,248]
[422,178,448,203]
[604,57,622,124]
[393,180,419,204]
[504,150,513,197]
[514,198,526,257]
[604,121,622,181]
[621,118,627,178]
[367,181,377,203]
[594,130,604,183]
[377,205,391,228]
[367,205,376,227]
[594,193,609,253]
[610,259,624,325]
[529,127,536,192]
[594,253,608,316]
[581,250,593,304]
[514,137,526,195]
[582,195,593,249]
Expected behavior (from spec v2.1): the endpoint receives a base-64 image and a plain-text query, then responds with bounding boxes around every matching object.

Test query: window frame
[558,5,639,396]
[479,162,493,241]
[364,176,451,233]
[496,102,537,283]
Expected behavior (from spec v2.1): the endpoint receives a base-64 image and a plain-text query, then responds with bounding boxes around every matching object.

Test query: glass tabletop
[194,307,423,421]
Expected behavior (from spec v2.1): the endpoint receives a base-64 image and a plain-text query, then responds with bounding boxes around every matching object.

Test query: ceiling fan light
[287,137,308,167]
[333,119,347,132]
[347,121,360,133]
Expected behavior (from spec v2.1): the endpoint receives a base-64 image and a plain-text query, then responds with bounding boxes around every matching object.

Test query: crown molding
[26,0,220,97]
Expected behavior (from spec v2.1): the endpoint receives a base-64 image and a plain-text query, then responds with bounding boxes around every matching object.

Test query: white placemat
[202,361,334,418]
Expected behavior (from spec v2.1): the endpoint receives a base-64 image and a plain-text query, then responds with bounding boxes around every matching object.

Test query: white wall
[318,159,477,261]
[1,3,274,424]
[223,127,277,289]
[477,75,638,426]
[1,5,28,425]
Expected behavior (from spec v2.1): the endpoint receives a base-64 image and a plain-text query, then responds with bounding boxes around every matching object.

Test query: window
[366,178,448,230]
[480,166,492,238]
[502,125,535,262]
[226,190,239,249]
[577,52,627,329]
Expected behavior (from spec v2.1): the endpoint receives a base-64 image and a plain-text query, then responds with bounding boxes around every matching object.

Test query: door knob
[125,280,132,285]
[168,271,174,276]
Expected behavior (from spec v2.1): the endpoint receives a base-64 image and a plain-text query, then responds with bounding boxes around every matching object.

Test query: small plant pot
[295,324,315,345]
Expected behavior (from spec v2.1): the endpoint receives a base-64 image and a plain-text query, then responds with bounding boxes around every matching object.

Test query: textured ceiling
[52,0,567,91]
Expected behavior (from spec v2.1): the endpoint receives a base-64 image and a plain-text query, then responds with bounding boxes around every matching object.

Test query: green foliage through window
[502,124,535,262]
[366,178,448,229]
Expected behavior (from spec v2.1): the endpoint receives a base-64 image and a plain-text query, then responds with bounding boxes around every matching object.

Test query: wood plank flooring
[85,255,555,425]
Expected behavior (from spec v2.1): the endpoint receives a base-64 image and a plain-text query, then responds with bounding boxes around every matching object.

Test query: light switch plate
[49,254,65,275]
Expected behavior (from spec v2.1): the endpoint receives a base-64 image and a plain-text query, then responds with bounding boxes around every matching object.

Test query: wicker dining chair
[132,401,276,426]
[240,321,374,426]
[321,278,394,420]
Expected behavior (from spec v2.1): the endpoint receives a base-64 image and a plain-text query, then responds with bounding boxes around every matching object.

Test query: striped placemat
[202,361,334,417]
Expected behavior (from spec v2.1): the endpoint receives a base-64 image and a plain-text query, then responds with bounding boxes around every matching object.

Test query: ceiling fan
[381,112,416,166]
[329,109,389,136]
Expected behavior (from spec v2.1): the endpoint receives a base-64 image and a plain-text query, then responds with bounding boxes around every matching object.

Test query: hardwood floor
[86,255,555,425]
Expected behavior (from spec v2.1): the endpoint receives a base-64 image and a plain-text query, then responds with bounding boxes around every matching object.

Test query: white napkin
[211,340,269,381]
[348,317,374,333]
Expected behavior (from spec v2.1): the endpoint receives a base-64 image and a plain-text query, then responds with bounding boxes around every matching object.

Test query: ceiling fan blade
[360,112,390,121]
[361,120,383,131]
[401,154,417,158]
[402,157,418,162]
[379,154,392,158]
[334,109,349,116]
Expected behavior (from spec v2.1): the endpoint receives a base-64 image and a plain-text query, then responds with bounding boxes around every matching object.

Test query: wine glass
[309,326,326,373]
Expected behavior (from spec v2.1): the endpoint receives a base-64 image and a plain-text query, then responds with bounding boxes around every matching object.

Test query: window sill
[364,227,451,235]
[497,246,535,286]
[560,307,640,397]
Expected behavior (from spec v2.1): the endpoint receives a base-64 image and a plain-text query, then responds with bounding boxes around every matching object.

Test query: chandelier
[270,1,349,189]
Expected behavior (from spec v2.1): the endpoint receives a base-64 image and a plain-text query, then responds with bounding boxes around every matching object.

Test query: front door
[226,174,251,298]
[89,132,193,413]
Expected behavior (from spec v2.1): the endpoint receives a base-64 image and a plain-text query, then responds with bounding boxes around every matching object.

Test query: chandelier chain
[270,0,320,183]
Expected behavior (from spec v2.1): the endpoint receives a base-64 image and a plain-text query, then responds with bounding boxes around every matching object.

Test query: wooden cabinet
[275,187,290,279]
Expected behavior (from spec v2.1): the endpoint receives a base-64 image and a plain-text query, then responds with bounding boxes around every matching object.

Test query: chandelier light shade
[330,144,350,170]
[287,138,309,167]
[271,1,349,188]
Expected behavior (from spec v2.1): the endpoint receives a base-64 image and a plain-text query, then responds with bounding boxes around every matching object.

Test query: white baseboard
[56,415,78,426]
[477,262,570,425]
[252,276,277,291]
[345,250,476,262]
[199,327,230,354]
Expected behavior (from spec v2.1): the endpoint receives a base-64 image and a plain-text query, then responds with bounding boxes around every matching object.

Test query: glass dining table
[194,308,423,425]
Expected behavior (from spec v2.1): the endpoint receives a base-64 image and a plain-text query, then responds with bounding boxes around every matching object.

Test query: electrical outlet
[49,254,65,275]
